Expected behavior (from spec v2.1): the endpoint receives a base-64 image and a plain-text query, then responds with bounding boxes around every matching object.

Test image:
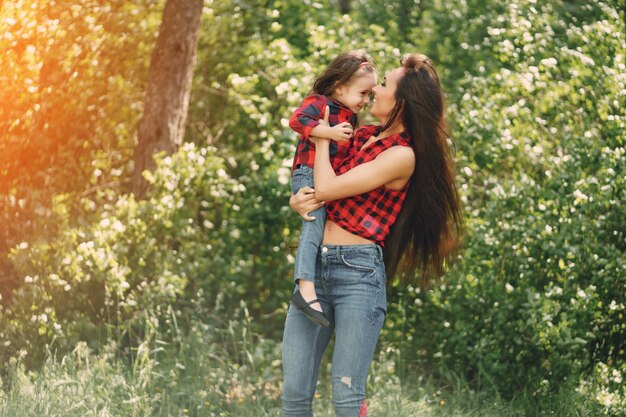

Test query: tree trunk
[338,0,351,14]
[131,0,204,198]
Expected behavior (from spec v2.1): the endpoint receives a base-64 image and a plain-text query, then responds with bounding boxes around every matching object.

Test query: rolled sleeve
[289,95,326,139]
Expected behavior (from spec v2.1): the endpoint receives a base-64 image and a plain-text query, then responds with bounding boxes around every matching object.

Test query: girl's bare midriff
[322,220,375,245]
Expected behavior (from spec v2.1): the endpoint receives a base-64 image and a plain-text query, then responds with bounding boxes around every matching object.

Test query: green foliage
[383,0,625,403]
[2,144,269,365]
[0,0,163,296]
[1,0,625,415]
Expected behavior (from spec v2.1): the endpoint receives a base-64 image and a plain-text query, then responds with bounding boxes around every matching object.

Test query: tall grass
[0,297,613,417]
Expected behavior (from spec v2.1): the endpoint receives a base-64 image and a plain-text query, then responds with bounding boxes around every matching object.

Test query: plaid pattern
[289,94,356,172]
[326,125,412,246]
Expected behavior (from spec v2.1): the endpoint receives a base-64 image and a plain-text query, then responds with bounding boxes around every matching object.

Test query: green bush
[1,1,624,415]
[1,144,284,367]
[383,0,625,403]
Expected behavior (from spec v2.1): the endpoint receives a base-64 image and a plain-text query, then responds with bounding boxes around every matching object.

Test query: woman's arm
[313,139,415,201]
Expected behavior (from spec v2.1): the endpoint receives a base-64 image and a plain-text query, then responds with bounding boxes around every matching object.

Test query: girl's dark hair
[383,53,463,287]
[311,51,375,127]
[311,50,375,96]
[309,51,375,129]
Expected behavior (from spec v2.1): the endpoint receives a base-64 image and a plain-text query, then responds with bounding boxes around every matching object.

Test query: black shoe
[290,290,330,327]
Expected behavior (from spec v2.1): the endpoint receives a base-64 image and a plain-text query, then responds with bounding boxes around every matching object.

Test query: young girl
[288,51,376,326]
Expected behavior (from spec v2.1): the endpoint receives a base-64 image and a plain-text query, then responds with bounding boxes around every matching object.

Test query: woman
[281,53,463,417]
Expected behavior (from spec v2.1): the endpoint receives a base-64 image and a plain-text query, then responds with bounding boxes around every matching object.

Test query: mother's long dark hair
[383,54,463,286]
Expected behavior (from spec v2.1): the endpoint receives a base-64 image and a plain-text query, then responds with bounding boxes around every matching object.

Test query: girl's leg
[294,203,326,313]
[281,280,334,416]
[292,166,326,315]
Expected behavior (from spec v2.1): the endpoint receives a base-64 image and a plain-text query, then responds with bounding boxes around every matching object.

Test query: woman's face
[370,67,404,124]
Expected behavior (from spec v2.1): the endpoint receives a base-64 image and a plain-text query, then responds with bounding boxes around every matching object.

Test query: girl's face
[370,67,404,124]
[333,71,377,114]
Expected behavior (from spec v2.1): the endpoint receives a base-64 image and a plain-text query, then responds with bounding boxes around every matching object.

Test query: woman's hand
[308,134,328,146]
[290,186,325,221]
[310,105,334,145]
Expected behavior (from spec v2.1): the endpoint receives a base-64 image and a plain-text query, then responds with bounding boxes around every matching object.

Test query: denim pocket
[339,254,377,281]
[340,254,375,272]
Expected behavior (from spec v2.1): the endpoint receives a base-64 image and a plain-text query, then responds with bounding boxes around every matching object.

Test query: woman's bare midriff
[322,220,375,245]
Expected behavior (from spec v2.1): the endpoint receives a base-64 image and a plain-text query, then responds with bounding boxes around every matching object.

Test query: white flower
[277,167,290,185]
[230,74,246,86]
[112,220,125,233]
[505,283,514,293]
[540,57,558,68]
[612,369,623,384]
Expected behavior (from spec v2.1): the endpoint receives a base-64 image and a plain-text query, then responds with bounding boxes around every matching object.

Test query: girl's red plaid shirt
[289,94,356,172]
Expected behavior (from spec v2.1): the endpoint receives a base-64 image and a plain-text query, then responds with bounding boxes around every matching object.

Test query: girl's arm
[288,94,327,138]
[289,95,352,142]
[313,139,414,202]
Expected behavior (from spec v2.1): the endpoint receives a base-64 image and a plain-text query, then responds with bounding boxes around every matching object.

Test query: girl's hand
[290,186,325,221]
[328,122,353,142]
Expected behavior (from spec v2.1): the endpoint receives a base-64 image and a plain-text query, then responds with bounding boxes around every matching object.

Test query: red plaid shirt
[289,94,355,172]
[326,125,413,246]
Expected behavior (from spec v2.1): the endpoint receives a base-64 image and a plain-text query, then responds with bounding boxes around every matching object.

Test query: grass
[0,302,618,417]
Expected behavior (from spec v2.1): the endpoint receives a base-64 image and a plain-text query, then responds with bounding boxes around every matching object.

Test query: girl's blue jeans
[292,165,326,283]
[281,244,387,417]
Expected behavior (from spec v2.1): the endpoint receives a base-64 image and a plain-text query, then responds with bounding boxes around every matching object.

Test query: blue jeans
[292,165,326,283]
[281,244,387,417]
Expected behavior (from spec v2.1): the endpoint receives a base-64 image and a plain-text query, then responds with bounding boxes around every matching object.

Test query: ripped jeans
[281,244,387,417]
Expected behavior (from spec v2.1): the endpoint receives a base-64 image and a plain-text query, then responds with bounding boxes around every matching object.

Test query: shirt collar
[327,95,353,113]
